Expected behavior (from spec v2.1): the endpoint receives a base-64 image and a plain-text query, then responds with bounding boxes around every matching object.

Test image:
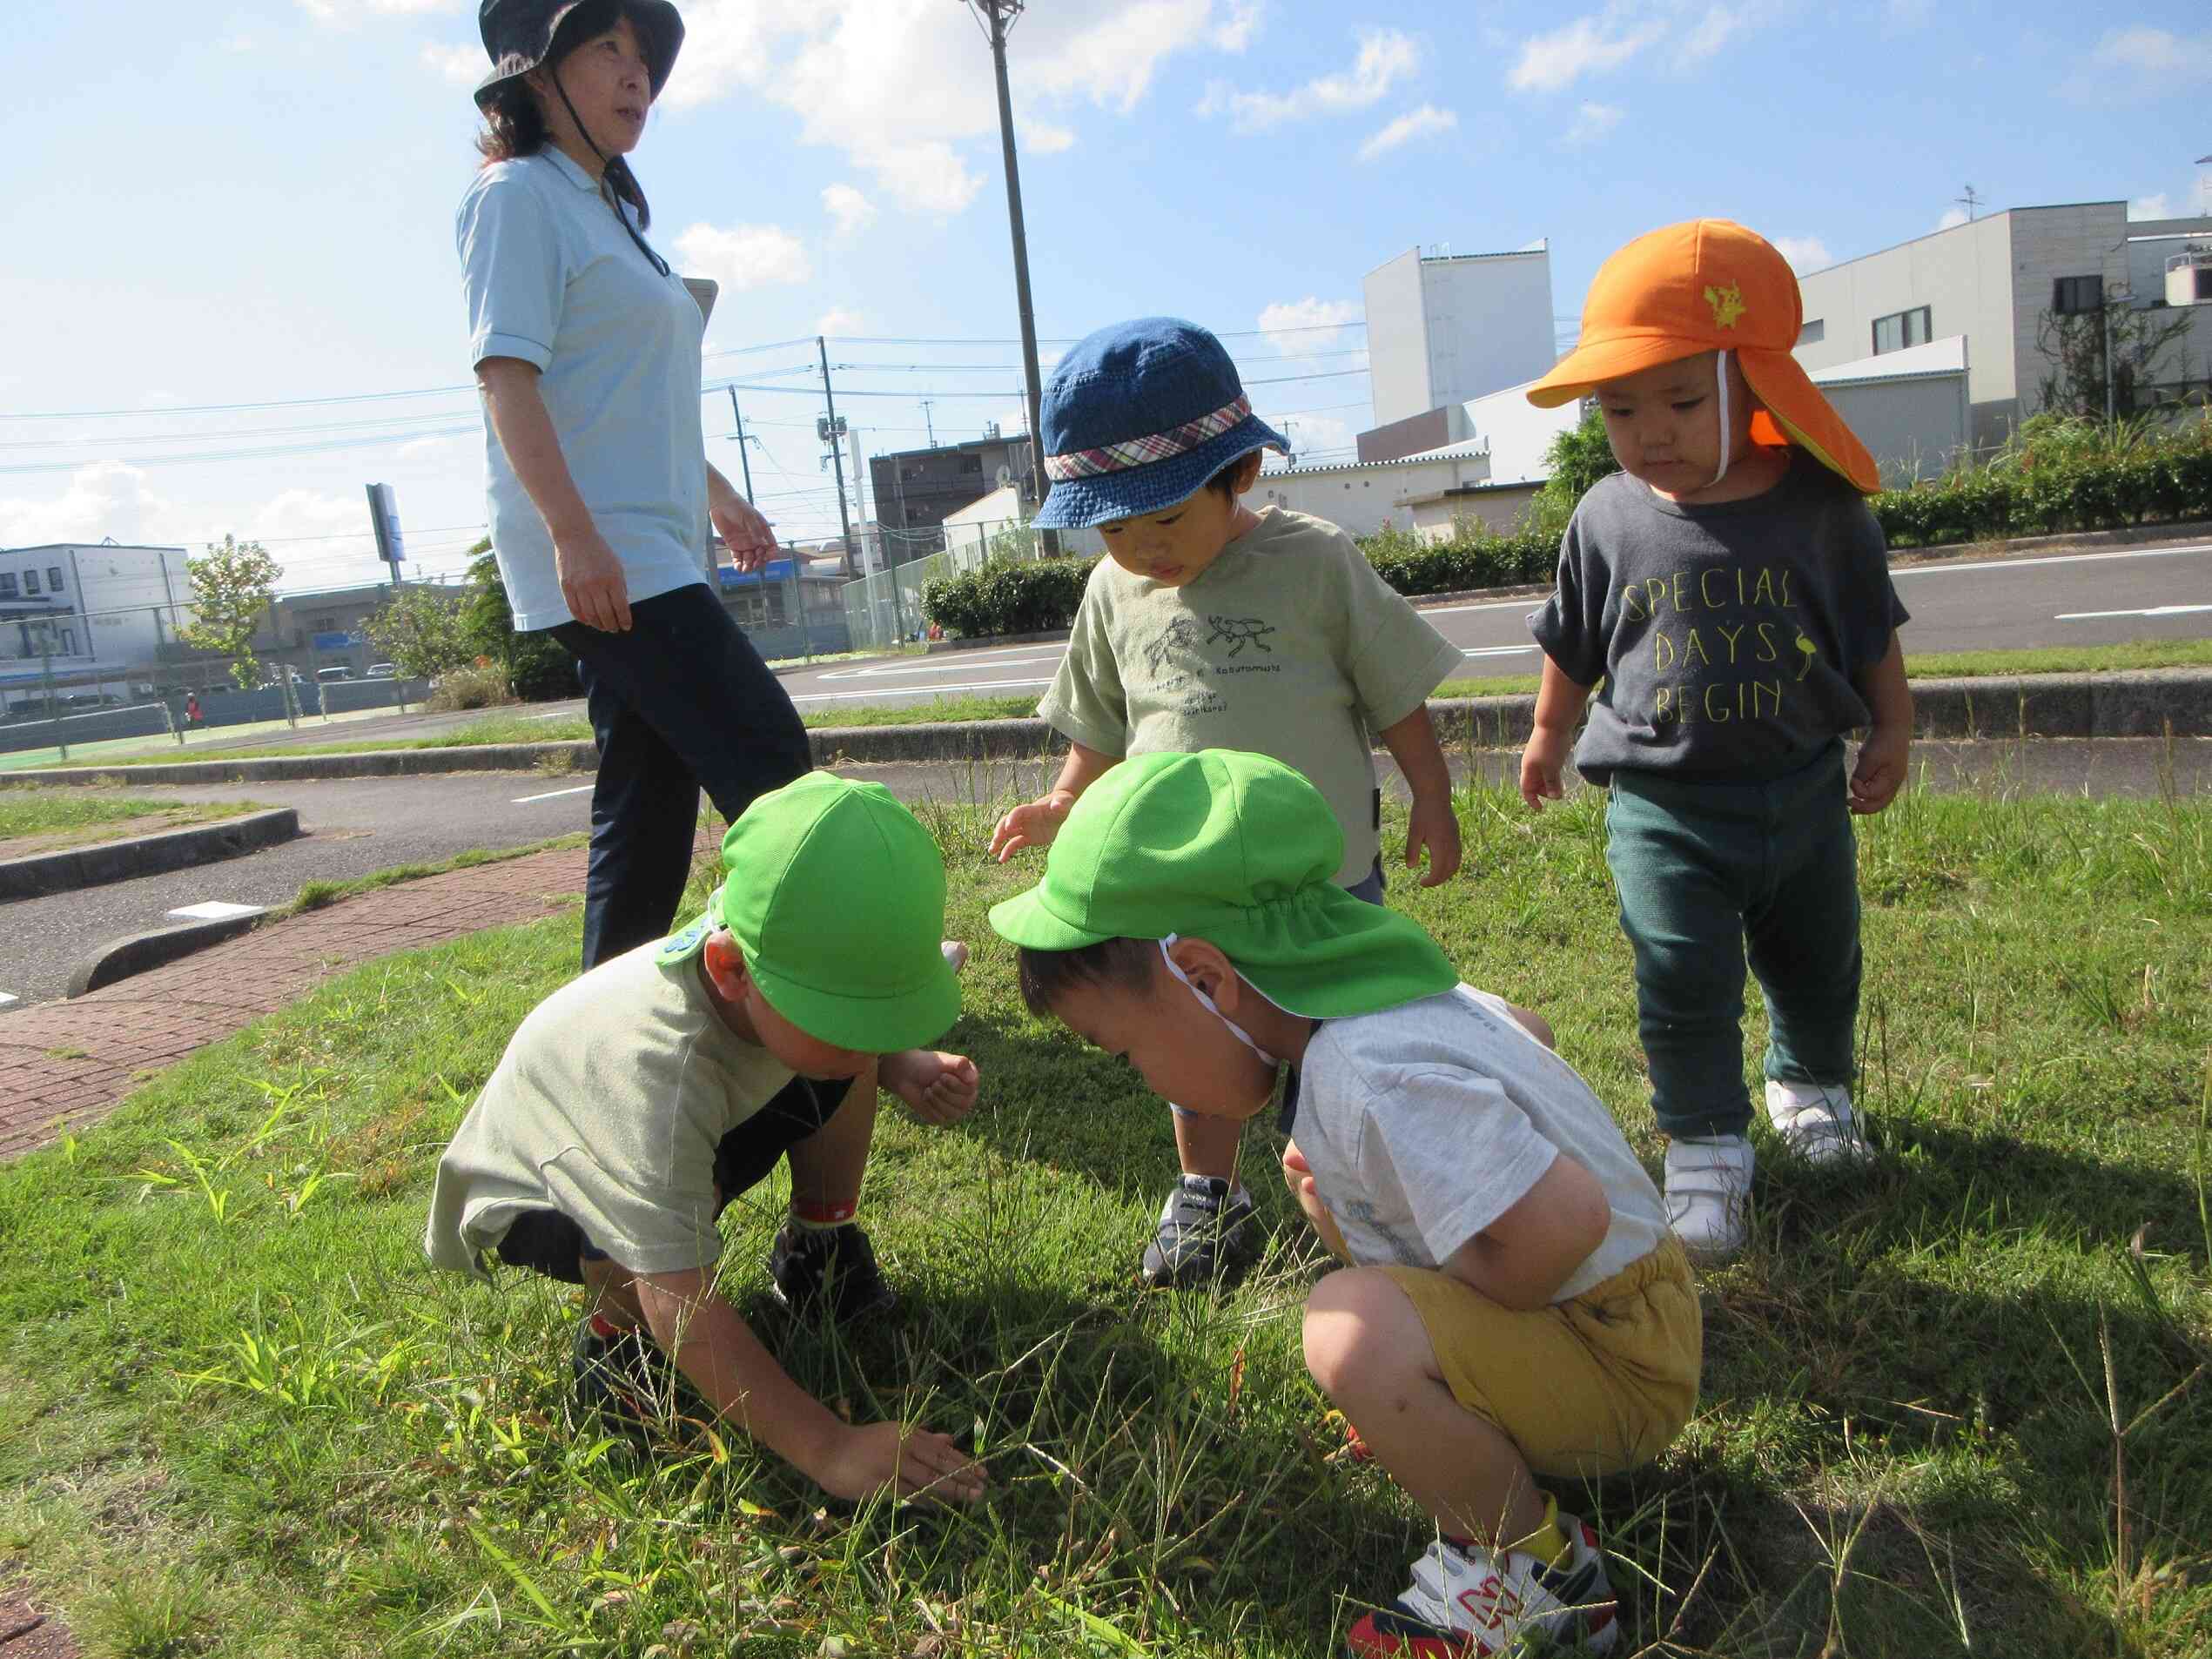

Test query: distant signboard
[366,482,405,566]
[313,630,351,651]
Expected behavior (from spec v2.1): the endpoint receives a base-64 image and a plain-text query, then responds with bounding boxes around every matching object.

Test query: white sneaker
[1346,1520,1618,1656]
[1765,1080,1870,1165]
[1663,1135,1754,1265]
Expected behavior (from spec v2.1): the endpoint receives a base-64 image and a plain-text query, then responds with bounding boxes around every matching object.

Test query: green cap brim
[987,884,1117,953]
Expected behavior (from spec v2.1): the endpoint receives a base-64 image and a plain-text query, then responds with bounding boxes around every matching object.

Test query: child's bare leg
[1303,1267,1546,1546]
[783,1061,879,1217]
[581,1253,649,1329]
[1173,1102,1242,1183]
[1503,1002,1555,1049]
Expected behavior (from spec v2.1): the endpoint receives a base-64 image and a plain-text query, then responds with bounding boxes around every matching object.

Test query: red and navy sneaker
[1346,1518,1617,1656]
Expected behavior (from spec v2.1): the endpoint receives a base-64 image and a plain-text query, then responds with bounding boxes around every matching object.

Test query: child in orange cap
[1517,219,1913,1266]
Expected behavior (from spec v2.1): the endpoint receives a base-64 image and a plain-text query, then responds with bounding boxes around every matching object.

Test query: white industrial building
[1792,200,2212,448]
[0,542,192,710]
[1363,243,1556,433]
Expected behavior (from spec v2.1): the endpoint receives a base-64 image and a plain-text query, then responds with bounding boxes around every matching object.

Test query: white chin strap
[1710,348,1733,490]
[1159,935,1279,1065]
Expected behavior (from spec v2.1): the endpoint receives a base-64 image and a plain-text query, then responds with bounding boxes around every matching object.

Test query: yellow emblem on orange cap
[1704,283,1747,329]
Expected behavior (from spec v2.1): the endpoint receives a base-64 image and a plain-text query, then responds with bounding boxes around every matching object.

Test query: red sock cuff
[791,1197,858,1229]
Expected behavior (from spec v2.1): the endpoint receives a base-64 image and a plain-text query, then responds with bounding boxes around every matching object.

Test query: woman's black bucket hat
[474,0,685,111]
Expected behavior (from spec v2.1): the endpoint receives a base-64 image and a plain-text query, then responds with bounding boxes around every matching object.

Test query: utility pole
[817,336,856,579]
[963,0,1055,553]
[920,398,938,447]
[724,386,756,500]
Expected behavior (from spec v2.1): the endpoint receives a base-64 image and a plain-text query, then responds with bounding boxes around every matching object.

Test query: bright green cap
[659,773,961,1051]
[988,749,1458,1018]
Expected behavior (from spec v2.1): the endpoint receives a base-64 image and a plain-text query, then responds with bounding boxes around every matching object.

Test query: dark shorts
[494,1073,848,1284]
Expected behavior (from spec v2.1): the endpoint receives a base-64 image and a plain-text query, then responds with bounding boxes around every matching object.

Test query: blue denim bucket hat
[1032,318,1290,530]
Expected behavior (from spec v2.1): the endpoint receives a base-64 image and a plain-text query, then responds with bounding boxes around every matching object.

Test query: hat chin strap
[1158,936,1279,1066]
[1710,347,1732,491]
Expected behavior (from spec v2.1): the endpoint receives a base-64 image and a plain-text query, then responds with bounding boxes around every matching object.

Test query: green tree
[2034,289,2197,420]
[363,586,474,682]
[179,533,279,691]
[461,542,578,702]
[1523,404,1621,542]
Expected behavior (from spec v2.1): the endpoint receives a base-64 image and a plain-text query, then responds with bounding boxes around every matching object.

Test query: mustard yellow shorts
[1380,1238,1701,1480]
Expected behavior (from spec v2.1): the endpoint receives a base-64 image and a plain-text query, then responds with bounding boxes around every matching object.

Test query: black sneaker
[1140,1175,1258,1288]
[571,1313,688,1433]
[765,1221,897,1322]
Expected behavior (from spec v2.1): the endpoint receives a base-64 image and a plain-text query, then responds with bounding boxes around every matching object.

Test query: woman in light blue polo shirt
[461,0,812,970]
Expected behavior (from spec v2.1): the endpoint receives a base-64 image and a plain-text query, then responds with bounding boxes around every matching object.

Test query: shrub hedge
[918,414,2212,638]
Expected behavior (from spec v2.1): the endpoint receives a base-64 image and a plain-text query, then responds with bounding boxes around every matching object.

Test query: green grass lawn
[0,787,272,854]
[2,776,2206,1656]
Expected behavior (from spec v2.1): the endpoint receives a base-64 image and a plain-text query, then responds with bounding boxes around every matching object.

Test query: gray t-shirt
[423,940,797,1280]
[1293,985,1670,1304]
[1527,456,1907,784]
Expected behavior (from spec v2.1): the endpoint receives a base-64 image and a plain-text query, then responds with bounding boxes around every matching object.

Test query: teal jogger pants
[1604,745,1861,1141]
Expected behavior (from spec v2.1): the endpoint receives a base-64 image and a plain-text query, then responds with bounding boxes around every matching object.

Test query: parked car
[366,662,397,679]
[316,666,354,683]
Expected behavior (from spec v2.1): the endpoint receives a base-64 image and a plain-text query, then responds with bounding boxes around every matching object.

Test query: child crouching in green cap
[989,749,1700,1658]
[427,772,986,1506]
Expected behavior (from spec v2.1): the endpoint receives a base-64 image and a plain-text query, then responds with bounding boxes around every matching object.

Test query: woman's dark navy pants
[550,584,812,970]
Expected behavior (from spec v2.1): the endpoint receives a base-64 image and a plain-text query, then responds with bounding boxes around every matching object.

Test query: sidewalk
[0,843,591,1162]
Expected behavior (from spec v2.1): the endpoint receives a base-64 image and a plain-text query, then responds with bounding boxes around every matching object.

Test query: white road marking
[788,677,1057,704]
[817,655,1058,682]
[1893,543,2212,577]
[1461,645,1537,659]
[168,901,265,923]
[1418,596,1549,619]
[513,782,595,803]
[2054,603,2212,621]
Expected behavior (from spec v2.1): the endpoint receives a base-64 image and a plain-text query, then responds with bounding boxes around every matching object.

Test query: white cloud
[395,435,462,462]
[1257,298,1362,353]
[1019,118,1078,154]
[1212,1,1264,51]
[2065,26,2212,100]
[0,461,174,550]
[1269,412,1353,466]
[1563,101,1623,146]
[1675,4,1751,65]
[295,0,463,23]
[420,42,482,87]
[1771,235,1832,273]
[219,33,257,53]
[820,183,877,239]
[1207,28,1420,132]
[2091,25,2212,77]
[1509,13,1664,93]
[673,221,811,292]
[1358,104,1456,162]
[1936,205,1971,231]
[816,307,868,336]
[2129,193,2173,221]
[661,1,1244,213]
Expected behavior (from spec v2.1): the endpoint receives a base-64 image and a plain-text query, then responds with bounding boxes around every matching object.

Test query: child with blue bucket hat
[988,317,1468,1289]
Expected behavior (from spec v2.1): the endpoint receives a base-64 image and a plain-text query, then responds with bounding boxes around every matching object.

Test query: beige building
[1792,200,2212,449]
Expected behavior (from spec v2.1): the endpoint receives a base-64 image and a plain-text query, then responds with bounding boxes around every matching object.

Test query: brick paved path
[0,843,591,1162]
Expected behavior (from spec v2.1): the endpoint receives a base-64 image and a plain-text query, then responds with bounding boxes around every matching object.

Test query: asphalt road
[89,541,2212,760]
[3,731,2206,1011]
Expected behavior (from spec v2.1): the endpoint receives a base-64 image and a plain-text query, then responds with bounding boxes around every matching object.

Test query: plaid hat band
[1044,393,1253,482]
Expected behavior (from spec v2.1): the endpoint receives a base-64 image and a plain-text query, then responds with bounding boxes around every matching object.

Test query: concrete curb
[0,743,596,789]
[0,808,300,901]
[68,910,271,997]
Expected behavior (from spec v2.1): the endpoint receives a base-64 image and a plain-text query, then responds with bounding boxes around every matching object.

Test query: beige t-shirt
[1037,507,1465,886]
[423,940,798,1280]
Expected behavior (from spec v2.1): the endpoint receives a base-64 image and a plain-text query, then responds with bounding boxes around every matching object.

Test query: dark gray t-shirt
[1527,456,1907,785]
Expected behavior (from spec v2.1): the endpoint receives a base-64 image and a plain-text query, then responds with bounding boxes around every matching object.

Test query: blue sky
[2,0,2206,590]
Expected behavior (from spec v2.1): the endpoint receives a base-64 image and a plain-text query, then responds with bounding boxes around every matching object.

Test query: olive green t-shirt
[423,939,797,1280]
[1038,507,1465,887]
